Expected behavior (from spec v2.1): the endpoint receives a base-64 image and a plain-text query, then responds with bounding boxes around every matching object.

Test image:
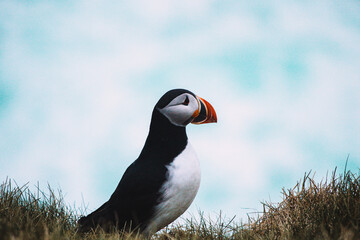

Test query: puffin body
[78,89,217,235]
[145,142,200,233]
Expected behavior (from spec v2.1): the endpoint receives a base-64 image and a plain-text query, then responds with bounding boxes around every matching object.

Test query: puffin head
[156,89,217,127]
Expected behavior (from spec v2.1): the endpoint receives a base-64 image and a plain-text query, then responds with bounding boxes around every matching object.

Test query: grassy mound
[252,168,360,239]
[0,179,76,239]
[1,166,359,240]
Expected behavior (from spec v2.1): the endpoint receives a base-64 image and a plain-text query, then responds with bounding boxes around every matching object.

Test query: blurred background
[1,0,359,222]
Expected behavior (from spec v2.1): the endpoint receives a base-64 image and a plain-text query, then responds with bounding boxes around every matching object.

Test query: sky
[1,0,359,223]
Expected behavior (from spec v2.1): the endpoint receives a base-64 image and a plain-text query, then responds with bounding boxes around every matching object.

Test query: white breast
[144,142,201,235]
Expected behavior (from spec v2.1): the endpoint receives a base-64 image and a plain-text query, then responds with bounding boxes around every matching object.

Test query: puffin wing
[78,159,167,232]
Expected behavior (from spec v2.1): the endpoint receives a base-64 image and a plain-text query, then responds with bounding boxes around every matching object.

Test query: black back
[78,89,192,232]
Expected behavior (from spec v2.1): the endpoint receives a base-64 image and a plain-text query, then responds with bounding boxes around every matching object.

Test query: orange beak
[191,96,217,124]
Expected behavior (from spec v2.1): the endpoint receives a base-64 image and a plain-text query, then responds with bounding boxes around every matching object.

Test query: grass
[1,166,359,240]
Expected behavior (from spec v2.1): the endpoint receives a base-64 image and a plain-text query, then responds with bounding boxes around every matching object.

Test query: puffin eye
[182,96,189,106]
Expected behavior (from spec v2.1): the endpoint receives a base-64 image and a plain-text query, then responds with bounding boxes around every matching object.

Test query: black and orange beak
[191,96,217,124]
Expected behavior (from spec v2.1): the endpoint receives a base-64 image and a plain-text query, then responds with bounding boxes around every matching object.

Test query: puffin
[78,89,217,235]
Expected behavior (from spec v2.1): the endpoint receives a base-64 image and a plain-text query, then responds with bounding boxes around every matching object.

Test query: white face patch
[158,93,199,127]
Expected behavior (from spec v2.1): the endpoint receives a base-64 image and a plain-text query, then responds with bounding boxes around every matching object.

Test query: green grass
[1,166,359,240]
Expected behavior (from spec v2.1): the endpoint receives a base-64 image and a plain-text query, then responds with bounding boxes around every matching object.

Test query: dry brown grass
[1,165,359,240]
[251,167,360,240]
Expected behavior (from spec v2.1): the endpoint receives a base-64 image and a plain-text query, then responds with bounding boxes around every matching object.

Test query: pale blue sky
[1,0,359,222]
